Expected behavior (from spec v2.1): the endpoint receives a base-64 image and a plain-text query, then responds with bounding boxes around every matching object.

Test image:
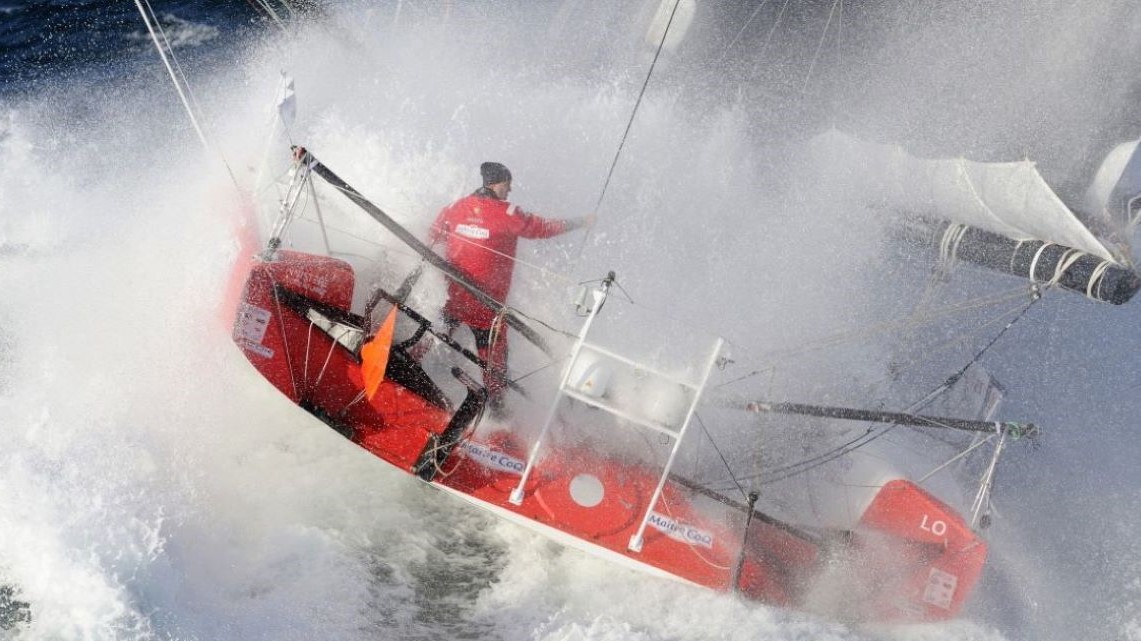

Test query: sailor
[426,161,593,418]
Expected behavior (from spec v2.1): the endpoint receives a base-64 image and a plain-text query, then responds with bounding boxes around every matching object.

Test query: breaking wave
[2,2,1140,640]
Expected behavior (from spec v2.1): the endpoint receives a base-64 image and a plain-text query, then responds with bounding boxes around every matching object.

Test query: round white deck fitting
[569,473,604,508]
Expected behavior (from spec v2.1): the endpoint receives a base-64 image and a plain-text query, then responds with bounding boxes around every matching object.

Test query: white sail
[811,130,1118,263]
[1084,138,1141,228]
[643,0,696,51]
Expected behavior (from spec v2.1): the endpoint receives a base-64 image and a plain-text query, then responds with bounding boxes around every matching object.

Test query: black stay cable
[577,0,683,256]
[710,293,1042,491]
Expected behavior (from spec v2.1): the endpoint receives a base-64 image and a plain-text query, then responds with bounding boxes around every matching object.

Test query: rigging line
[654,478,732,571]
[133,0,240,189]
[728,381,951,489]
[852,330,1020,413]
[915,434,996,484]
[798,296,1031,435]
[435,226,584,289]
[817,285,1030,348]
[842,291,1025,352]
[835,0,843,78]
[752,384,956,481]
[627,421,734,570]
[892,290,946,361]
[261,163,301,199]
[297,177,579,338]
[713,364,776,390]
[309,322,346,394]
[801,0,842,95]
[512,358,563,384]
[761,429,883,486]
[307,168,333,254]
[575,0,684,258]
[303,316,314,393]
[902,225,971,347]
[311,178,586,293]
[695,413,750,502]
[872,300,1033,387]
[707,416,905,494]
[253,87,297,195]
[706,421,874,492]
[901,299,1029,356]
[941,293,1040,385]
[266,273,300,400]
[717,0,773,63]
[419,232,605,338]
[745,286,1030,365]
[717,296,1040,490]
[149,3,210,125]
[969,427,1006,526]
[767,294,1038,482]
[717,296,1014,393]
[134,0,209,150]
[913,268,952,320]
[290,217,416,260]
[245,0,288,30]
[834,0,843,122]
[795,301,1030,427]
[747,0,791,80]
[780,391,947,474]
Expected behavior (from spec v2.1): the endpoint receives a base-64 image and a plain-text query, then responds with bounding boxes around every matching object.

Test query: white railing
[508,280,724,556]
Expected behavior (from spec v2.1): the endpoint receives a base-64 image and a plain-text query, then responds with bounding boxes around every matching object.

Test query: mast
[809,131,1141,303]
[900,217,1141,305]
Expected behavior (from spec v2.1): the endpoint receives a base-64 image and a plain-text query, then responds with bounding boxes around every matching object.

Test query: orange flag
[361,306,398,400]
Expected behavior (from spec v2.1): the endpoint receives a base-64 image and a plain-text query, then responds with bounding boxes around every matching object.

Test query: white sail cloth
[1084,138,1141,228]
[811,130,1118,263]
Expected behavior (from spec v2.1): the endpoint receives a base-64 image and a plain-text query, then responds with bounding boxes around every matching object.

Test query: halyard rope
[577,0,685,257]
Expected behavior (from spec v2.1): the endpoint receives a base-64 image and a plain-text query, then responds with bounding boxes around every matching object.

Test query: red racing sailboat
[225,147,1037,622]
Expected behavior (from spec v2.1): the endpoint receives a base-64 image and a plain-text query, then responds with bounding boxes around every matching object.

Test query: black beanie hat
[480,161,512,186]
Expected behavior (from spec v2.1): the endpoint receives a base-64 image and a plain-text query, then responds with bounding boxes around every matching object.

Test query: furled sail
[810,130,1140,304]
[813,130,1115,260]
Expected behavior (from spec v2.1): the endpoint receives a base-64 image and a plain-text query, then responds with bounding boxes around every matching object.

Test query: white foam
[3,2,1140,640]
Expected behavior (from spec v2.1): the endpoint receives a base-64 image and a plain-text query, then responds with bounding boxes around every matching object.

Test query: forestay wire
[576,0,684,258]
[133,0,208,148]
[133,0,240,190]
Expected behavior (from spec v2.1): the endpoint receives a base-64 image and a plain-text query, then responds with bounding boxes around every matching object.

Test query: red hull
[229,249,987,622]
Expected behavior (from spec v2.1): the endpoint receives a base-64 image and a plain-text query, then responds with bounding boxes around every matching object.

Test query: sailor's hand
[291,145,307,162]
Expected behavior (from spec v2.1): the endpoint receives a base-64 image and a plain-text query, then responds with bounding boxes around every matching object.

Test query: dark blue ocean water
[0,0,268,95]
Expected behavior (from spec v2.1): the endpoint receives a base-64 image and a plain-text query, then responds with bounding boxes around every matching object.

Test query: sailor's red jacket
[429,189,572,328]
